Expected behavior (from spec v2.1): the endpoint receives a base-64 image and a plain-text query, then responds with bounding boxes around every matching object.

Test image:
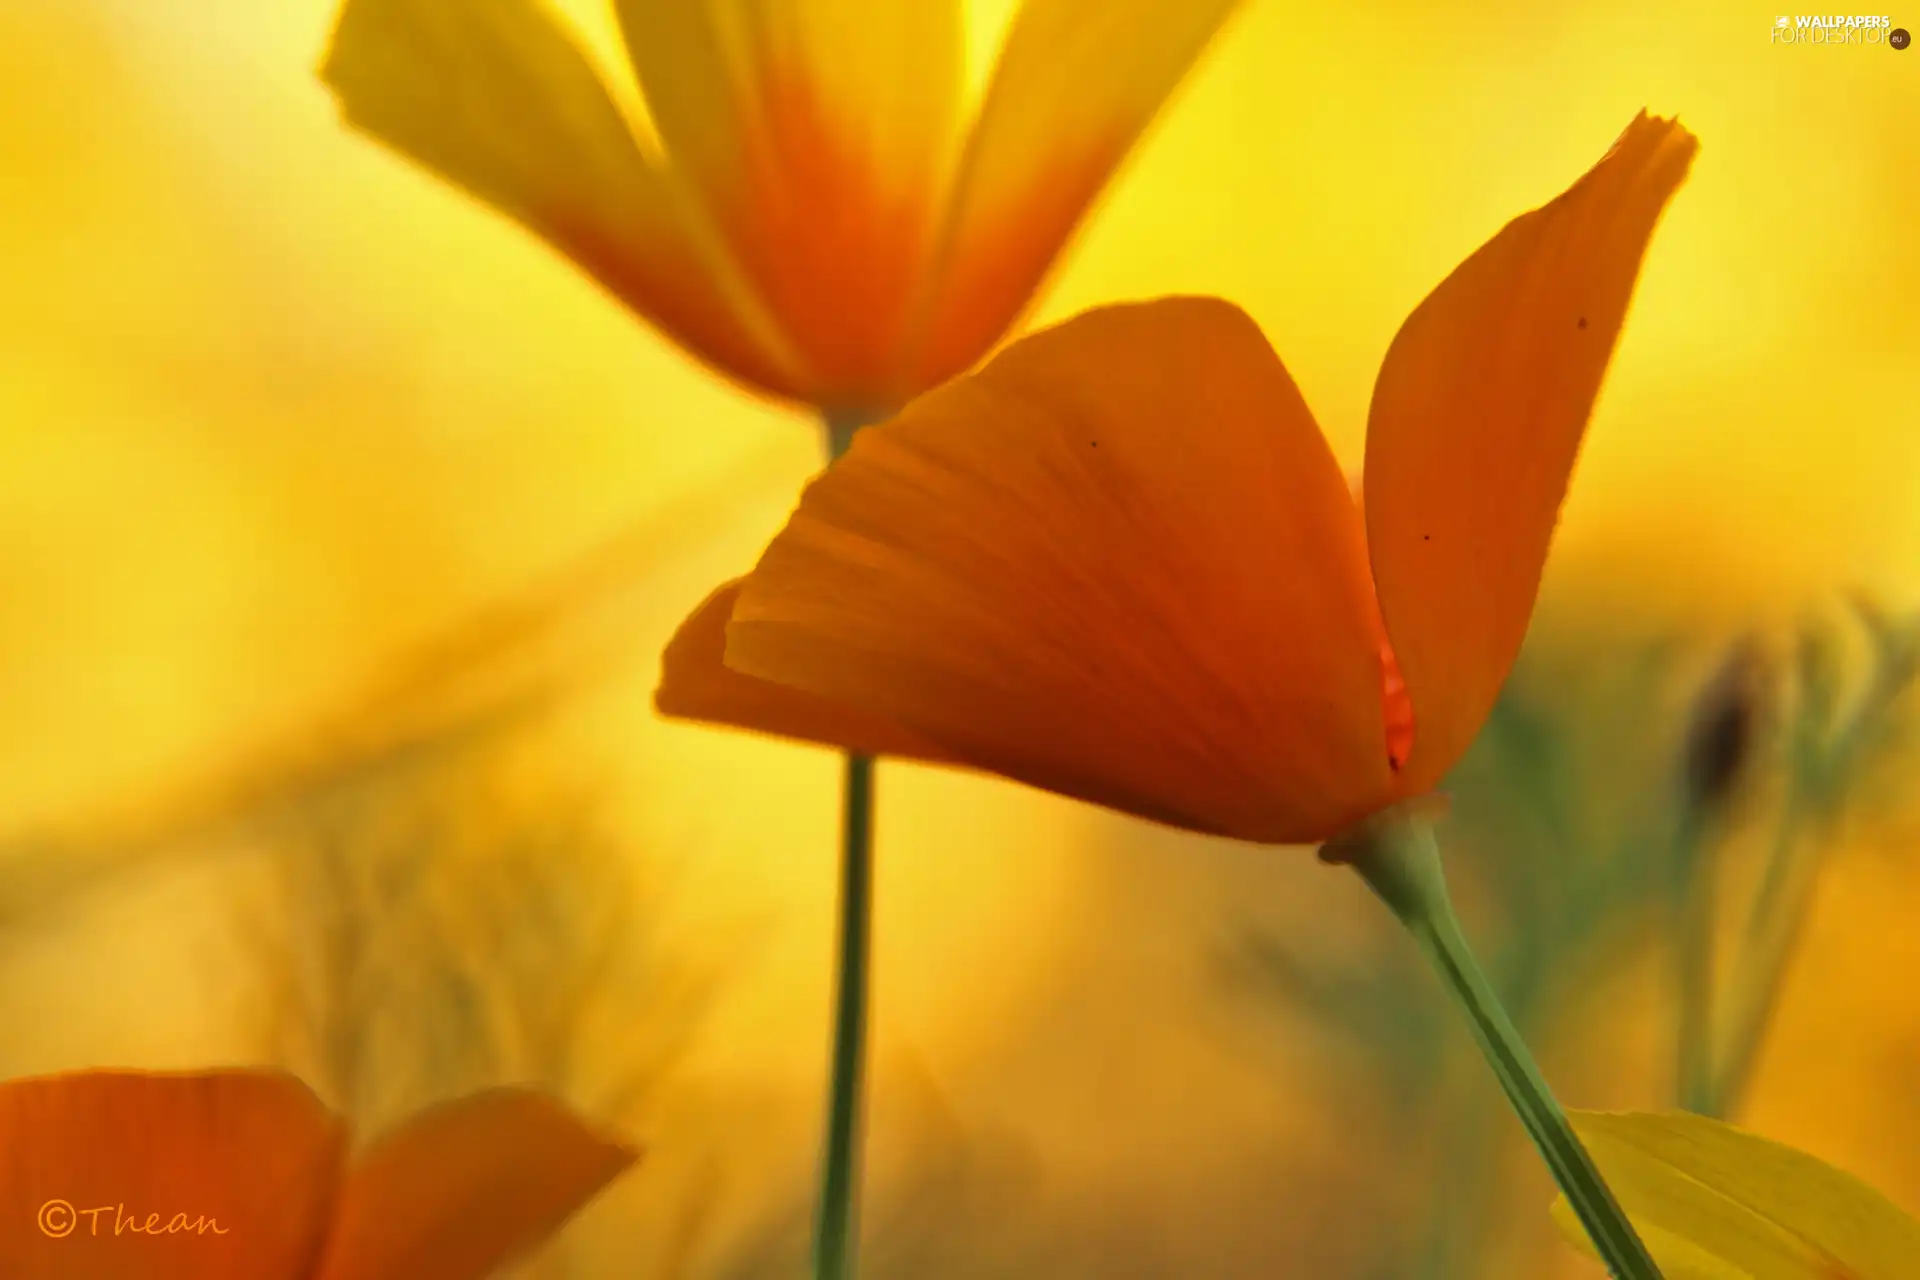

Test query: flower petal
[655,579,959,763]
[1363,111,1698,791]
[614,0,964,407]
[0,1069,345,1280]
[322,0,805,399]
[312,1088,636,1280]
[902,0,1245,392]
[1554,1109,1920,1279]
[726,296,1394,844]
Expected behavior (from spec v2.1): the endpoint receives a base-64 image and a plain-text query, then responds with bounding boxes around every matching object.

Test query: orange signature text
[37,1198,229,1239]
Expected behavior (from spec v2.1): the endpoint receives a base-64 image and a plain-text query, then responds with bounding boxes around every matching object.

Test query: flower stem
[1712,805,1810,1115]
[811,411,882,1280]
[1327,812,1665,1280]
[812,751,874,1280]
[1669,810,1718,1115]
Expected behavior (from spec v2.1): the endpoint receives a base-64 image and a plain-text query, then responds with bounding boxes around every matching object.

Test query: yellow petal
[1363,111,1698,791]
[613,0,964,407]
[312,1088,636,1280]
[903,0,1245,392]
[726,296,1396,844]
[1551,1204,1754,1280]
[0,1069,346,1280]
[322,0,804,400]
[655,579,960,763]
[1554,1109,1920,1280]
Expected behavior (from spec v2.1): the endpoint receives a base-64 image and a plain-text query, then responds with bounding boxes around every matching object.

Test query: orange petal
[322,0,805,400]
[655,579,958,763]
[902,0,1245,393]
[1346,473,1417,771]
[614,0,964,408]
[0,1068,346,1280]
[1363,111,1698,791]
[312,1088,636,1280]
[727,297,1395,844]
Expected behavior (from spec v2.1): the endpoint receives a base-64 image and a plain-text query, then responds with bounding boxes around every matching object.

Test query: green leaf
[1551,1110,1920,1279]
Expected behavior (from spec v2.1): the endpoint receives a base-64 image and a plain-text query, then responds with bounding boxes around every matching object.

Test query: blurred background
[0,0,1915,1275]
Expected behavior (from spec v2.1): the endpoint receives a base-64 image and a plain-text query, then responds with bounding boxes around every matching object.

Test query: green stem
[1714,639,1892,1115]
[812,751,874,1280]
[1669,810,1717,1115]
[1712,803,1814,1116]
[1328,813,1664,1280]
[810,410,882,1280]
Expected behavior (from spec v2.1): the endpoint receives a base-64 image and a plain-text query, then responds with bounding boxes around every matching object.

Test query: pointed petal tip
[471,1083,642,1161]
[313,1087,638,1280]
[515,1086,642,1174]
[1614,109,1702,178]
[1361,108,1699,789]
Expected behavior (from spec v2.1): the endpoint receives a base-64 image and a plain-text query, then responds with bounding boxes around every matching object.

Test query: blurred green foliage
[1230,596,1919,1278]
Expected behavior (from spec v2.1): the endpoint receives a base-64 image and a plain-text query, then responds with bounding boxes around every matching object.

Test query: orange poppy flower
[321,0,1244,414]
[655,111,1699,844]
[0,1068,635,1280]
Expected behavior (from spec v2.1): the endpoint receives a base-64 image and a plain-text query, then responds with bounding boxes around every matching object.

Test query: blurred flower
[321,0,1242,415]
[0,1068,634,1280]
[654,112,1697,845]
[1678,636,1771,823]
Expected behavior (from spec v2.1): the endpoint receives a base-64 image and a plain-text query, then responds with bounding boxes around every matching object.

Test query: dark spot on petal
[1422,534,1431,541]
[1577,316,1588,329]
[1090,440,1098,447]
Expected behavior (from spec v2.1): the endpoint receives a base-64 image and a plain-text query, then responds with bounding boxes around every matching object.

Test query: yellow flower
[654,112,1698,844]
[0,1068,634,1280]
[322,0,1244,415]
